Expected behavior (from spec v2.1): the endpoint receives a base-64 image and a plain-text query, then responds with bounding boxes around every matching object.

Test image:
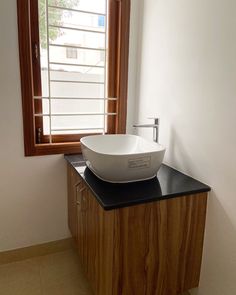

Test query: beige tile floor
[0,249,191,295]
[0,249,93,295]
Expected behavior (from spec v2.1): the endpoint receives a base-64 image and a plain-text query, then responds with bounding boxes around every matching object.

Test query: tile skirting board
[0,238,74,265]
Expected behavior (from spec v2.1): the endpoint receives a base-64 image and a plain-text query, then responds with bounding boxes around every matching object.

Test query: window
[17,0,130,156]
[66,47,78,59]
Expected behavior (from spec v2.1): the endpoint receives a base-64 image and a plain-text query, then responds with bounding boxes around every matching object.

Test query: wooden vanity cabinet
[67,165,79,241]
[67,164,114,293]
[67,164,208,295]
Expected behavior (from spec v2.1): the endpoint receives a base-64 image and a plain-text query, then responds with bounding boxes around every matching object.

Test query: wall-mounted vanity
[65,154,210,295]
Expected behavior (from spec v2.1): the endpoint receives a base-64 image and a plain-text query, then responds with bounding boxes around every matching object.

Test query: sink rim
[86,161,159,183]
[80,134,166,157]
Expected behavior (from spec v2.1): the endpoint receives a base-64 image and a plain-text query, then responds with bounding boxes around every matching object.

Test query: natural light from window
[37,0,114,139]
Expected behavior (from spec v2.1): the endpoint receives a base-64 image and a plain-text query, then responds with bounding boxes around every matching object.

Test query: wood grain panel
[67,165,81,241]
[77,186,114,295]
[111,194,207,295]
[181,195,208,290]
[67,167,207,295]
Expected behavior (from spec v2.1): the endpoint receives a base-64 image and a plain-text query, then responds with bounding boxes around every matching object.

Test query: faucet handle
[148,117,159,125]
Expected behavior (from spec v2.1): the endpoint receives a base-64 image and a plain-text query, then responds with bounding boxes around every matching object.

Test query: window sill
[25,142,82,156]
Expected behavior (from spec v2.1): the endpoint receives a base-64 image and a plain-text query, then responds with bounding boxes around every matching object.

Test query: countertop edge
[64,154,211,210]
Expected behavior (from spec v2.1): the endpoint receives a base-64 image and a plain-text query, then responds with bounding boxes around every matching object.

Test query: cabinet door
[67,164,82,241]
[76,185,88,270]
[78,188,114,295]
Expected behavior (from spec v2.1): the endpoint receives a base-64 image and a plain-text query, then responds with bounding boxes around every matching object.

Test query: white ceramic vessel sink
[80,134,166,183]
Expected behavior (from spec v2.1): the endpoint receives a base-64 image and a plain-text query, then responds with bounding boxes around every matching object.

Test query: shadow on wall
[166,125,236,294]
[166,124,211,179]
[166,125,196,174]
[190,191,236,295]
[132,0,145,125]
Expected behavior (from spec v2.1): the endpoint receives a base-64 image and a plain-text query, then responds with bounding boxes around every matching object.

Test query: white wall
[126,0,144,133]
[0,0,71,251]
[1,0,235,292]
[131,0,236,294]
[0,0,139,251]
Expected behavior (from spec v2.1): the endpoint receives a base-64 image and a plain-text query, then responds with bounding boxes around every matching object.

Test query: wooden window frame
[17,0,131,156]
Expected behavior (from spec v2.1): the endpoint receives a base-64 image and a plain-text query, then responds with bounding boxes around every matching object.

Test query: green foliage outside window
[39,0,80,48]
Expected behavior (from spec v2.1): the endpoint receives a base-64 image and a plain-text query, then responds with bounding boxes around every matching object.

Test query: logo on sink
[128,156,151,169]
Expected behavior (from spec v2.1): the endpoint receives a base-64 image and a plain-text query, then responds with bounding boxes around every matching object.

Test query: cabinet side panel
[111,193,208,295]
[165,194,208,293]
[181,193,208,290]
[112,201,171,295]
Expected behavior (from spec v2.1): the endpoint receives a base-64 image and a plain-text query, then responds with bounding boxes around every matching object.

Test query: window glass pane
[42,116,50,135]
[38,0,109,137]
[50,67,104,84]
[51,115,105,131]
[50,81,104,98]
[51,99,105,114]
[50,64,104,78]
[52,129,102,135]
[49,27,105,49]
[48,7,106,33]
[49,46,105,68]
[39,0,49,98]
[41,69,49,97]
[48,0,106,14]
[41,114,106,135]
[42,98,49,114]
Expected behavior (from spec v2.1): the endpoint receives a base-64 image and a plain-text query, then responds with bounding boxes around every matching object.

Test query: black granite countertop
[65,154,211,210]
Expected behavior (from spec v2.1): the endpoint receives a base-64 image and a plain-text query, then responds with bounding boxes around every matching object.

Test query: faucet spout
[133,118,159,143]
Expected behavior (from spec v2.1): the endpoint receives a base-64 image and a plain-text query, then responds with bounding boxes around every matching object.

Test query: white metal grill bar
[34,113,117,117]
[39,1,112,137]
[51,128,104,132]
[49,43,105,51]
[49,62,104,68]
[103,0,108,134]
[48,5,106,17]
[49,24,105,34]
[46,0,52,144]
[33,96,117,100]
[50,80,104,84]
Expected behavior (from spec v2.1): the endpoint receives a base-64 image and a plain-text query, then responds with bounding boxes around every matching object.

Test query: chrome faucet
[133,118,159,143]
